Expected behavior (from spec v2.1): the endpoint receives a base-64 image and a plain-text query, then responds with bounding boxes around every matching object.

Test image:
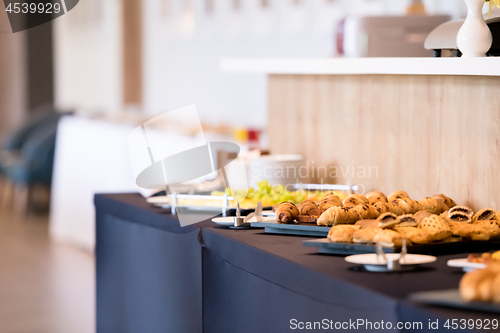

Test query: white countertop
[221,57,500,76]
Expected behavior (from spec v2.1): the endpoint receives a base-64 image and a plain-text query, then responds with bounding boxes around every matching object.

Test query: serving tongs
[232,202,263,228]
[375,238,408,271]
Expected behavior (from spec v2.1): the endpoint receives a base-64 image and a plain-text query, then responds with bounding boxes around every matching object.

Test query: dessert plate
[212,216,276,227]
[447,258,487,272]
[345,253,436,272]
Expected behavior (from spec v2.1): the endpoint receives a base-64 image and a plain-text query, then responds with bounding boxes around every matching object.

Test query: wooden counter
[223,58,500,209]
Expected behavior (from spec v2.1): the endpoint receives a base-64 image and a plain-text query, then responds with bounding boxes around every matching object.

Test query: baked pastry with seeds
[342,194,367,208]
[318,194,343,210]
[366,191,388,205]
[387,190,410,203]
[373,202,391,215]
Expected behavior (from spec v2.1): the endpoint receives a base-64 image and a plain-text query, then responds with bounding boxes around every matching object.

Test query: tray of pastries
[257,190,500,254]
[411,262,500,314]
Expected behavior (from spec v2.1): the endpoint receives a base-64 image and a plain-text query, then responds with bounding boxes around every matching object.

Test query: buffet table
[95,193,499,333]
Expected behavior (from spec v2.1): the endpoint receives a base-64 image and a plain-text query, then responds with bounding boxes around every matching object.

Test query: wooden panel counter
[222,57,500,210]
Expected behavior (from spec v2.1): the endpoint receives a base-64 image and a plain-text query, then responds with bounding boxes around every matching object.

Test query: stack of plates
[247,154,306,187]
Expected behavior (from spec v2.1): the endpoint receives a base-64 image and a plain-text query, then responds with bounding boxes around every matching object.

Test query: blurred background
[0,0,490,332]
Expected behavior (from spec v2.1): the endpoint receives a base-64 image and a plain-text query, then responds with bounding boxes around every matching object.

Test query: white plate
[345,253,437,272]
[447,258,486,272]
[212,216,276,227]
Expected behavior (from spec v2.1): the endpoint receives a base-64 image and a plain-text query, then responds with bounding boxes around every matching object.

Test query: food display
[467,251,500,264]
[459,262,500,303]
[275,190,500,247]
[212,180,347,209]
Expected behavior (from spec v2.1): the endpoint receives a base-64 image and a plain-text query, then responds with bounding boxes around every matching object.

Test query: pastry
[392,198,416,214]
[397,214,418,227]
[418,215,452,241]
[387,190,410,203]
[475,220,500,239]
[327,225,359,243]
[296,215,318,223]
[373,202,391,215]
[388,201,405,216]
[317,207,360,226]
[418,197,449,215]
[353,228,381,244]
[355,219,379,229]
[351,204,379,220]
[468,251,500,264]
[432,194,457,209]
[352,194,369,204]
[396,227,432,244]
[275,202,299,224]
[377,212,398,229]
[343,194,367,207]
[318,194,343,210]
[449,205,473,217]
[460,262,500,303]
[366,191,388,205]
[413,210,432,224]
[473,208,496,222]
[373,229,403,247]
[297,200,317,215]
[450,222,478,238]
[447,211,472,223]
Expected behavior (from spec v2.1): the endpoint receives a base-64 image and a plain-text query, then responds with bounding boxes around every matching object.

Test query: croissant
[418,197,449,215]
[460,262,500,302]
[387,190,410,203]
[318,194,343,210]
[432,194,457,209]
[317,206,360,226]
[297,200,318,215]
[342,194,367,208]
[275,202,299,224]
[366,191,388,205]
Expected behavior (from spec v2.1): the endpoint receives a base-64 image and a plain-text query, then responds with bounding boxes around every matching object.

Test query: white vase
[457,0,493,57]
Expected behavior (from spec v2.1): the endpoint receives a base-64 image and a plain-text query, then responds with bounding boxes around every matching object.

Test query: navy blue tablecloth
[95,193,500,333]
